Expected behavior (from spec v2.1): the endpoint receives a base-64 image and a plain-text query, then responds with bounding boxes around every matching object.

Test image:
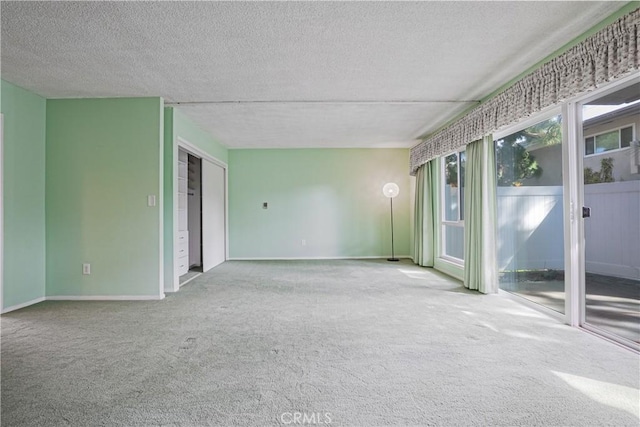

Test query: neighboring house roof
[583,102,640,131]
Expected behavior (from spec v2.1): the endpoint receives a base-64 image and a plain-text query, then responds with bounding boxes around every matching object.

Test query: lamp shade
[382,182,399,198]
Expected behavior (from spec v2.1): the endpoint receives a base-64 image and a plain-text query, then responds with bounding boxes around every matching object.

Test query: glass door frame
[493,105,566,323]
[565,73,640,351]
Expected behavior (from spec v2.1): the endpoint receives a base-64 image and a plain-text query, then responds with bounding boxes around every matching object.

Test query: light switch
[148,195,156,207]
[83,263,91,275]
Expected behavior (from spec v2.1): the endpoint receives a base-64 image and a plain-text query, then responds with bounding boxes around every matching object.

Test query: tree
[584,157,615,184]
[496,142,541,186]
[444,153,458,187]
[495,116,562,186]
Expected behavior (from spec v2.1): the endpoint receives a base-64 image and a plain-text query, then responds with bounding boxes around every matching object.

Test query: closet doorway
[187,154,202,272]
[178,149,202,285]
[176,140,227,289]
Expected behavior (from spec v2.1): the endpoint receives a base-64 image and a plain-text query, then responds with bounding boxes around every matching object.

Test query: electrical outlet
[301,239,306,246]
[83,263,91,275]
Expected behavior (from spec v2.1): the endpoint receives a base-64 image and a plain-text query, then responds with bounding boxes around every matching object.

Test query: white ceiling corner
[0,1,627,149]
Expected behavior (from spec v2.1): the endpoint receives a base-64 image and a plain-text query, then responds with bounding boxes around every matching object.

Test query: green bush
[584,157,615,184]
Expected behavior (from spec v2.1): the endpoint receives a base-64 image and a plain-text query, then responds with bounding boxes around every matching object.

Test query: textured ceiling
[1,1,627,149]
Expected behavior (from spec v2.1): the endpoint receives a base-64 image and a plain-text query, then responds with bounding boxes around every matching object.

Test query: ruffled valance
[410,8,640,175]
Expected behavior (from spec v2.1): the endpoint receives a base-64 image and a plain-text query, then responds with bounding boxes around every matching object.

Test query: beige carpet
[1,259,639,426]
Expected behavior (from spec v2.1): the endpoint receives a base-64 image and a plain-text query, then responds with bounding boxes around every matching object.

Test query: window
[585,125,634,156]
[441,150,465,261]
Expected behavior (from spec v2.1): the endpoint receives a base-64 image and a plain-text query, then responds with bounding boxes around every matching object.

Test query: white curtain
[413,162,435,267]
[463,136,497,293]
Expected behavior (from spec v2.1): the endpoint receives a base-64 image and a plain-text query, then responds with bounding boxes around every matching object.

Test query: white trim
[1,293,167,313]
[493,105,563,141]
[439,145,468,159]
[1,297,46,314]
[436,255,464,270]
[492,107,569,322]
[499,290,639,353]
[46,295,165,301]
[580,324,640,354]
[174,137,229,292]
[563,101,582,327]
[201,159,226,271]
[441,220,465,227]
[573,76,640,346]
[498,289,565,323]
[0,114,3,312]
[228,256,411,261]
[158,106,165,299]
[225,167,229,261]
[496,289,639,354]
[179,273,202,287]
[171,141,180,292]
[438,254,464,267]
[569,73,639,105]
[440,150,465,263]
[177,137,228,168]
[433,259,464,282]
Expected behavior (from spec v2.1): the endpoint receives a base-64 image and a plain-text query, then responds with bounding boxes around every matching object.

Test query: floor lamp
[383,183,400,262]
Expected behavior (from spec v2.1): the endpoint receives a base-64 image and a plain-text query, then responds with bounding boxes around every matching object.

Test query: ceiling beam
[166,100,481,106]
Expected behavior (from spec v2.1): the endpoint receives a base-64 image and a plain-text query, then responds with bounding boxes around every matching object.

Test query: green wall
[174,109,228,164]
[46,98,164,297]
[228,149,410,259]
[1,80,47,310]
[163,107,227,291]
[163,108,175,291]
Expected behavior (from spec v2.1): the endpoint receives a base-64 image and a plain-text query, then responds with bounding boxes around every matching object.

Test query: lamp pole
[388,196,398,262]
[383,182,400,262]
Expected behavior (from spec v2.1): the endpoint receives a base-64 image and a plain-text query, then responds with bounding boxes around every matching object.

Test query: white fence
[584,181,640,280]
[497,181,640,280]
[497,186,564,272]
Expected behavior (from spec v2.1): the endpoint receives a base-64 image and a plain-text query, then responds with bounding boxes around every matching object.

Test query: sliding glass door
[579,82,640,345]
[493,78,639,350]
[495,114,565,313]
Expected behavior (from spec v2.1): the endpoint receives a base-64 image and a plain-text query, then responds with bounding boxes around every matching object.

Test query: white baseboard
[228,256,411,261]
[179,273,202,287]
[498,289,565,322]
[47,294,165,301]
[1,294,166,314]
[1,297,46,314]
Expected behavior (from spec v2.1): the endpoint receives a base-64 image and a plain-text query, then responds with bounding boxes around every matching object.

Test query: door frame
[0,114,4,311]
[490,76,639,349]
[493,105,567,324]
[173,137,228,291]
[566,73,640,350]
[201,158,226,272]
[562,100,582,327]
